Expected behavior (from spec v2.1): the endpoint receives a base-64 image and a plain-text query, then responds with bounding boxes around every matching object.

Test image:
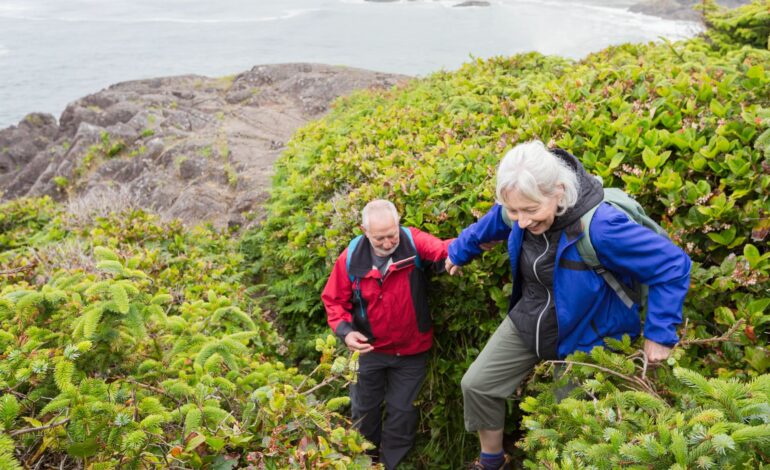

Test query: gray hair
[495,140,579,215]
[362,199,400,229]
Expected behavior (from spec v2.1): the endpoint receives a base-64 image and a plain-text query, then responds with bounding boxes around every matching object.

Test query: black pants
[350,351,427,470]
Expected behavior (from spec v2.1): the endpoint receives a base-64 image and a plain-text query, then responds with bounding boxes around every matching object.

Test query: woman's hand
[445,258,462,276]
[643,339,672,362]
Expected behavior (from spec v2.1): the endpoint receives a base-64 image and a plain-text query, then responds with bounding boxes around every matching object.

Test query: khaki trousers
[461,316,540,431]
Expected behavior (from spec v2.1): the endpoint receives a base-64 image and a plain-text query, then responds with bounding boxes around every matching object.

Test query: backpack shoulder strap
[400,226,422,270]
[576,198,639,309]
[346,235,364,283]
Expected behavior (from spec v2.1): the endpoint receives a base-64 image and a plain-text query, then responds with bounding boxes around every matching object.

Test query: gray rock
[454,1,490,7]
[629,0,750,21]
[0,64,409,228]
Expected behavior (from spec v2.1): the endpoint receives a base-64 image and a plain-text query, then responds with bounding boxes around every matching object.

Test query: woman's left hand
[643,339,672,362]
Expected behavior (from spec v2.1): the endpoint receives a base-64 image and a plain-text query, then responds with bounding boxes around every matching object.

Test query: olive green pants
[461,316,540,431]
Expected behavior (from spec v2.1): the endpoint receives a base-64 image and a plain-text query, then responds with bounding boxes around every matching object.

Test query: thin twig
[628,350,650,381]
[9,418,70,437]
[296,363,322,391]
[548,360,659,398]
[678,319,745,347]
[0,262,36,276]
[122,378,182,405]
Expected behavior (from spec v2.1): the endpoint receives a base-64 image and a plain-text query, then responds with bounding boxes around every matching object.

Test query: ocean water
[0,0,702,128]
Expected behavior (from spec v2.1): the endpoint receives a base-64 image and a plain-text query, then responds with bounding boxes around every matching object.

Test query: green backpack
[576,188,668,311]
[502,188,668,311]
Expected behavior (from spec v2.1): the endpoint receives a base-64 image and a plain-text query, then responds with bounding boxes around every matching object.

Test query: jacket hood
[548,148,604,233]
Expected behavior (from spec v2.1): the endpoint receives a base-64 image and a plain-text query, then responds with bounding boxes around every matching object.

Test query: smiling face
[362,212,400,257]
[501,187,563,235]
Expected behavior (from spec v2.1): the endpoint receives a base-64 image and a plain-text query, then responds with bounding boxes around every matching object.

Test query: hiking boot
[468,454,511,470]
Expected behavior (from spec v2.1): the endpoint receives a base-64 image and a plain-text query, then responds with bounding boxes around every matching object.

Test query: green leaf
[67,438,99,458]
[707,227,736,246]
[205,436,226,452]
[746,65,765,80]
[710,99,727,118]
[743,244,761,268]
[185,433,206,452]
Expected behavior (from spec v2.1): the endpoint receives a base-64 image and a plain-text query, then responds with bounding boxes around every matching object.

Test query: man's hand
[643,339,672,363]
[445,258,463,276]
[344,331,374,354]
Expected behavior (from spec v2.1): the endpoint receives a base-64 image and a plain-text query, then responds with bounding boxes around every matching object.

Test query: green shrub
[243,3,770,465]
[0,200,372,468]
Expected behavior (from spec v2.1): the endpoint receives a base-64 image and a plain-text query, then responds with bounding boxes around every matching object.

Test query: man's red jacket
[321,227,450,356]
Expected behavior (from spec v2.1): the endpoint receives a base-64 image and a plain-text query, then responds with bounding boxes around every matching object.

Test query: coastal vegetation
[1,1,769,467]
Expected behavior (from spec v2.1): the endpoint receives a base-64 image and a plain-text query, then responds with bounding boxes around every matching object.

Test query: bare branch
[9,418,70,437]
[0,262,37,276]
[679,319,745,347]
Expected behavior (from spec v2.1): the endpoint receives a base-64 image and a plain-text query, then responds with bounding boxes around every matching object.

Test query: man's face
[363,214,400,257]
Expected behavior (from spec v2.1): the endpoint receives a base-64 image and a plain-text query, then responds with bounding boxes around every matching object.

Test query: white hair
[495,140,579,215]
[361,199,400,229]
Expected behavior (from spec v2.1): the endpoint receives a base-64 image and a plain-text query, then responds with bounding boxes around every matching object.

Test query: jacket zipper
[533,233,552,359]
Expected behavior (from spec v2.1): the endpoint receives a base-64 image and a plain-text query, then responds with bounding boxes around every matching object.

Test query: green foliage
[0,203,371,468]
[705,0,770,50]
[519,352,770,469]
[2,2,770,467]
[0,433,22,470]
[242,2,770,465]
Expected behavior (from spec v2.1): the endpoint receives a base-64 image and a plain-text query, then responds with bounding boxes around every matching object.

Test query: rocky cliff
[0,64,406,228]
[629,0,751,21]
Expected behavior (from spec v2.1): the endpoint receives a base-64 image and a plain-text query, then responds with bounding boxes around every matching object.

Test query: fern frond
[0,395,20,429]
[138,397,166,416]
[0,299,13,319]
[212,377,236,393]
[184,408,202,435]
[120,430,147,452]
[212,306,257,331]
[689,409,724,426]
[109,284,129,314]
[39,396,72,416]
[731,424,770,445]
[16,291,45,311]
[674,368,715,397]
[84,281,111,297]
[202,406,231,426]
[54,360,76,392]
[81,306,103,339]
[623,391,666,413]
[116,280,139,297]
[93,247,120,262]
[139,414,168,432]
[151,293,173,305]
[96,260,124,276]
[0,433,23,470]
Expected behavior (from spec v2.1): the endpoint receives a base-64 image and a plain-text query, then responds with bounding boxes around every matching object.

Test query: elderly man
[321,199,450,469]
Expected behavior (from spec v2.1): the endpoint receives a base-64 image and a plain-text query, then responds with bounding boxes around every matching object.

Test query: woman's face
[502,188,562,235]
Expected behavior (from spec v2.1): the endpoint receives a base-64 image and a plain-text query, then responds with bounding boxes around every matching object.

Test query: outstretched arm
[446,204,512,273]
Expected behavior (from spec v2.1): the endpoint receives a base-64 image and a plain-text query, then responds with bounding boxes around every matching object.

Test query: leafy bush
[243,3,770,466]
[0,200,372,469]
[705,0,770,50]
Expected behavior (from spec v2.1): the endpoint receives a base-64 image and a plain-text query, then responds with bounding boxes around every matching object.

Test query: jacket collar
[348,227,417,278]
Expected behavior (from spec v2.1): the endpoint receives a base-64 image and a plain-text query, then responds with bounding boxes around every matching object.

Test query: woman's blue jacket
[448,203,691,359]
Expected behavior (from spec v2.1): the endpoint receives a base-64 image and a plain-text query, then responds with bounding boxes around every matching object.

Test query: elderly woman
[445,141,691,470]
